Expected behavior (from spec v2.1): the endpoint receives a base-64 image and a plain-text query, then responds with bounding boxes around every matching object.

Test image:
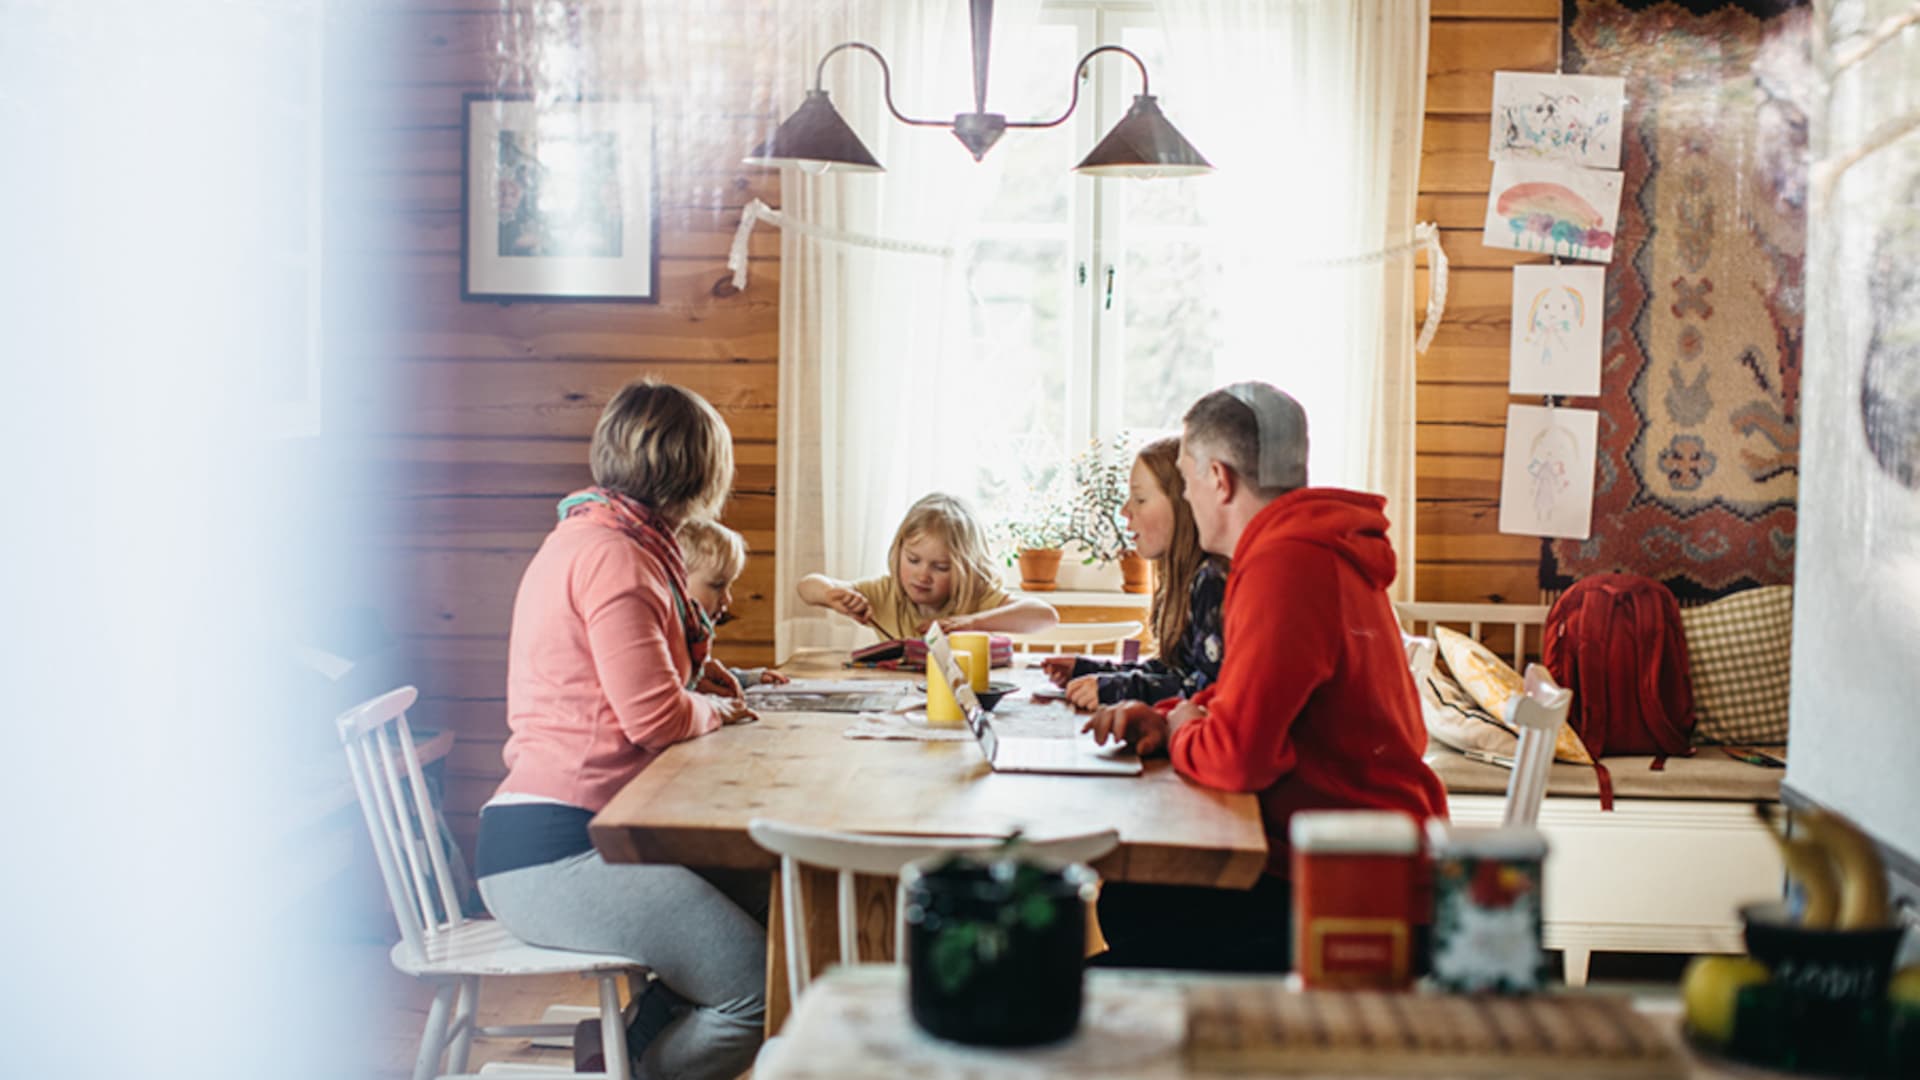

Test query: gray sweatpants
[478,853,767,1080]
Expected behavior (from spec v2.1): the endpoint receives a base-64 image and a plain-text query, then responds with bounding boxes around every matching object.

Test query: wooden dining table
[589,650,1268,1033]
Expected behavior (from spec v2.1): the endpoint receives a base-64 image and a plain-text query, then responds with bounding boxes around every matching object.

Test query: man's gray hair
[1182,382,1308,498]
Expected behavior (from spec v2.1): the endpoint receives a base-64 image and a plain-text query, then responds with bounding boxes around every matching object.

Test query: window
[959,1,1221,516]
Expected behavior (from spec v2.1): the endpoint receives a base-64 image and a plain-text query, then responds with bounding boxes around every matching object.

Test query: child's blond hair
[889,493,1000,613]
[676,518,747,581]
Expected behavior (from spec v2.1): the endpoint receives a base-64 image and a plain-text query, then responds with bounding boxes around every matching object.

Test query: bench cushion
[1426,741,1785,803]
[1681,585,1793,745]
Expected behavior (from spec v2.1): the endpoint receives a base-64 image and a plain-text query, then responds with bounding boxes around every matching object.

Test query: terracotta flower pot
[1017,548,1063,592]
[1118,551,1152,594]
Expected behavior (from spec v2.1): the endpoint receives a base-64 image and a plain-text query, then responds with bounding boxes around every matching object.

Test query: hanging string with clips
[727,197,1450,353]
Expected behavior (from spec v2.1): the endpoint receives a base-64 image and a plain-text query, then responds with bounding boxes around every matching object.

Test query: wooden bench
[1398,602,1785,985]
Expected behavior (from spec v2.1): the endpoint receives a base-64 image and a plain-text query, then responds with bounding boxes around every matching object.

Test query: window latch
[1077,262,1088,287]
[1104,264,1115,310]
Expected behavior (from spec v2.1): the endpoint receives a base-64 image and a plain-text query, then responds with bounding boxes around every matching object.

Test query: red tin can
[1291,810,1421,990]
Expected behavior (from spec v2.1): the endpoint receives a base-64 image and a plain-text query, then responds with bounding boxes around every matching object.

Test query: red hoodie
[1169,488,1448,876]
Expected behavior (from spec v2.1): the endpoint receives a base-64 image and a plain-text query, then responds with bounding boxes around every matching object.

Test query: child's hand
[915,615,975,635]
[695,657,744,699]
[1040,656,1078,686]
[758,669,791,686]
[825,587,873,624]
[1066,675,1102,711]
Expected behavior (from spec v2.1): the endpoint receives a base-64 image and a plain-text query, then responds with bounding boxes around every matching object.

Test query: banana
[1795,809,1890,930]
[1755,805,1841,929]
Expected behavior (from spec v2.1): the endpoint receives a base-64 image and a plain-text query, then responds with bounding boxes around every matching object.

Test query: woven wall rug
[1544,0,1809,601]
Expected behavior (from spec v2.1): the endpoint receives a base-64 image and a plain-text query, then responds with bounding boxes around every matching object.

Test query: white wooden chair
[1501,663,1574,828]
[1007,621,1145,657]
[338,687,646,1080]
[744,819,1120,1005]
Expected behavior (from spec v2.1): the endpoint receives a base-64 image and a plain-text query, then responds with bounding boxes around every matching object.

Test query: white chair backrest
[745,819,1120,1005]
[1008,621,1144,656]
[1393,601,1551,671]
[336,686,465,967]
[1502,664,1573,827]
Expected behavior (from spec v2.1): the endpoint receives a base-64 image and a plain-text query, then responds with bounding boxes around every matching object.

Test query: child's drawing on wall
[1489,72,1625,170]
[1500,405,1599,540]
[1482,162,1624,264]
[1509,265,1605,396]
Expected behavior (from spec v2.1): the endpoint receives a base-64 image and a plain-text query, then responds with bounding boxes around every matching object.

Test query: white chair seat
[390,917,640,979]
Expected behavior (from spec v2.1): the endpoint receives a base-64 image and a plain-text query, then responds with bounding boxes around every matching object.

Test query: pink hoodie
[496,504,720,812]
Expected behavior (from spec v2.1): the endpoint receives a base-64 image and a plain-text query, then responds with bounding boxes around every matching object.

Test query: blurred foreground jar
[1426,823,1549,993]
[903,846,1098,1046]
[1291,810,1421,990]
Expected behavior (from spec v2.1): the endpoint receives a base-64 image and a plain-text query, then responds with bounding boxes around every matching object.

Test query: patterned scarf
[558,488,712,671]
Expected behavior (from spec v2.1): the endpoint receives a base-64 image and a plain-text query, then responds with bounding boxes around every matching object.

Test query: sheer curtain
[1154,0,1430,599]
[770,1,1047,659]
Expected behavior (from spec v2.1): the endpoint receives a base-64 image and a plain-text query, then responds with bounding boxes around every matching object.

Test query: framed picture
[462,95,660,302]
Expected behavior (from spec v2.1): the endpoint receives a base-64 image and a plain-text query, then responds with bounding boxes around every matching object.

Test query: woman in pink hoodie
[475,379,764,1080]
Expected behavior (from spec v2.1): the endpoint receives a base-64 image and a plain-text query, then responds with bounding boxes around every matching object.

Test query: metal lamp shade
[743,90,884,173]
[1074,94,1212,178]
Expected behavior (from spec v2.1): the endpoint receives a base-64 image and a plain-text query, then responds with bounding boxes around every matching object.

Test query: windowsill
[1012,588,1152,608]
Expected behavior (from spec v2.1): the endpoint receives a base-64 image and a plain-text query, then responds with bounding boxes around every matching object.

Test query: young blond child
[797,492,1059,640]
[677,518,789,696]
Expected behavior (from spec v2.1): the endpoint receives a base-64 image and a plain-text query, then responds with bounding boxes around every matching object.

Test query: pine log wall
[1415,0,1561,603]
[330,1,783,849]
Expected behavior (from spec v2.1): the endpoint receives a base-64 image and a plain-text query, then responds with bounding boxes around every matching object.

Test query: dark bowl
[1741,901,1903,1000]
[1735,901,1906,1073]
[974,681,1019,711]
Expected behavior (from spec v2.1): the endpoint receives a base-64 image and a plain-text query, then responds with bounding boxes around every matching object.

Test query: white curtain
[770,1,1046,659]
[1154,0,1430,600]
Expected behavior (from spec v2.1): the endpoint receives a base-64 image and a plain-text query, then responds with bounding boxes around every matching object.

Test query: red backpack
[1542,574,1696,761]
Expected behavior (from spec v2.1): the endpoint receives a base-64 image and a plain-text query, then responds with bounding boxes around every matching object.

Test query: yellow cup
[949,631,992,693]
[927,651,974,728]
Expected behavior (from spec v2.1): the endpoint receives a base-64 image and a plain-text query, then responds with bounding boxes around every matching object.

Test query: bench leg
[1562,947,1592,987]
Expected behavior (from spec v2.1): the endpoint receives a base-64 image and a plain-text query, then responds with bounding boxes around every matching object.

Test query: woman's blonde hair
[889,493,1000,613]
[676,518,747,581]
[590,379,734,523]
[1138,436,1210,665]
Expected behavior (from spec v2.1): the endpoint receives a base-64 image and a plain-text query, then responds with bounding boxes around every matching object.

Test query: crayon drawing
[1509,265,1605,396]
[1489,72,1626,169]
[1482,162,1624,264]
[1500,405,1599,540]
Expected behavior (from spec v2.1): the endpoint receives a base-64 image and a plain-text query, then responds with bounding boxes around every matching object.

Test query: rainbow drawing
[1482,163,1623,264]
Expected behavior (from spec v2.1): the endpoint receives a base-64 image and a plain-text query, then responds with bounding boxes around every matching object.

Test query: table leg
[763,866,899,1039]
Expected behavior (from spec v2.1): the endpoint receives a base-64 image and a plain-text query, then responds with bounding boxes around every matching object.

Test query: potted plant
[1061,434,1148,592]
[992,475,1073,591]
[902,835,1099,1046]
[1002,511,1068,591]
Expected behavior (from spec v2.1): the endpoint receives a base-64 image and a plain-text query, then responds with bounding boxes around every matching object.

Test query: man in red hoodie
[1087,382,1447,971]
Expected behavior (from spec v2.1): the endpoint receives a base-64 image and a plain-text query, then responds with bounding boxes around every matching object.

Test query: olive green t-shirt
[849,574,1013,641]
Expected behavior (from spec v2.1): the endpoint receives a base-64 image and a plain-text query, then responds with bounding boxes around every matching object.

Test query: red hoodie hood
[1234,487,1399,592]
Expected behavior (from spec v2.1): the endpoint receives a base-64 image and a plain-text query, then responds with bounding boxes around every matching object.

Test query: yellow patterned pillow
[1434,626,1593,765]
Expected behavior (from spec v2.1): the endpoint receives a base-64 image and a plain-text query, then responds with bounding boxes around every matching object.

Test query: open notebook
[924,625,1142,776]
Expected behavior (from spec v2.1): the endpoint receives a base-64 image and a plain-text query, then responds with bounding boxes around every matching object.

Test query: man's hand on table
[1082,701,1170,757]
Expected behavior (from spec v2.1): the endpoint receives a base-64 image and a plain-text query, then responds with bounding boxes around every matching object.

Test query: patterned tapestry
[1544,0,1810,600]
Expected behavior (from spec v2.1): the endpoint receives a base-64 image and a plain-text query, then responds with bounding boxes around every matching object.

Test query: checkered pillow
[1681,585,1793,744]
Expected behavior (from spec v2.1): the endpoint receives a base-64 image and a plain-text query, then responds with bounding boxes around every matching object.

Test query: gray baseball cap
[1224,381,1308,490]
